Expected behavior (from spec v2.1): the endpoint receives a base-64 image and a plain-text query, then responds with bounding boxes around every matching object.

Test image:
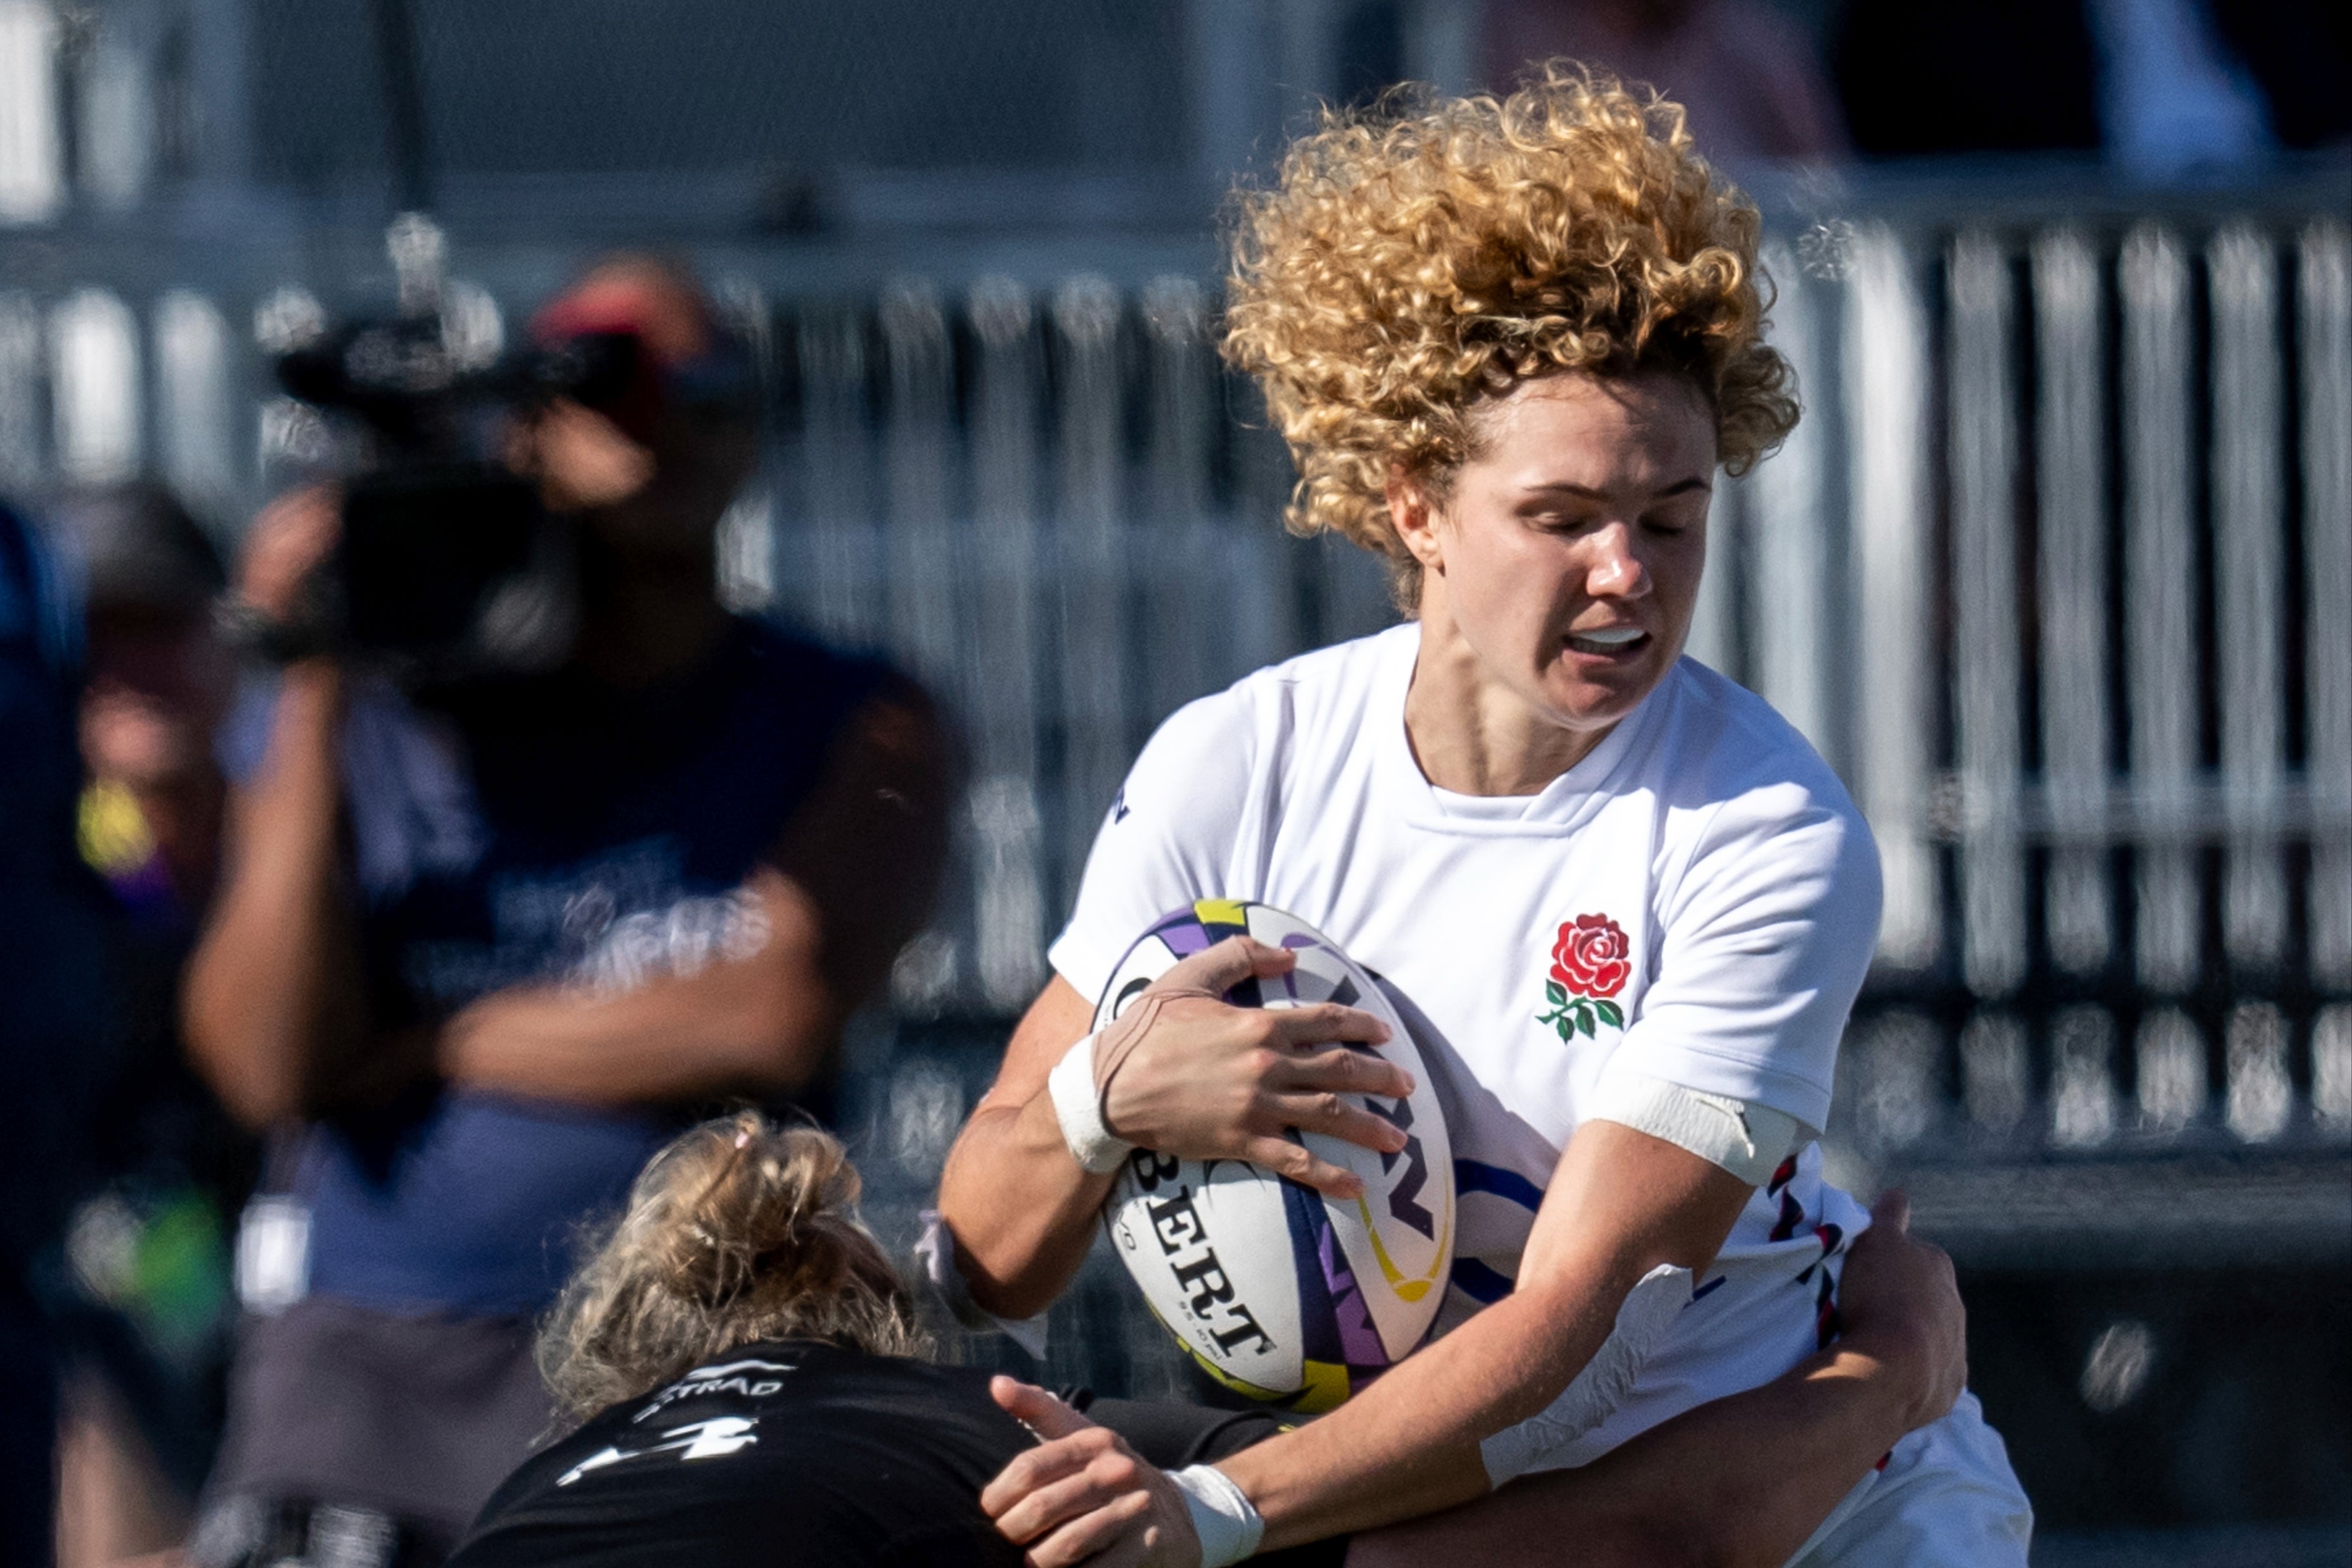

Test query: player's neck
[1401,610,1615,797]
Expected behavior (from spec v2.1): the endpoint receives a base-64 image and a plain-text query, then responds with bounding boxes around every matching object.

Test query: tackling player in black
[450,1112,1337,1567]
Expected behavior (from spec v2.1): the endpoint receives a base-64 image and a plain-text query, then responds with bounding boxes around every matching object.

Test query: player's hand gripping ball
[1095,901,1455,1411]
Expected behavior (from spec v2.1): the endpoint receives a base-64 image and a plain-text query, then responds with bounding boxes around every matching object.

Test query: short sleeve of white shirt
[1599,776,1882,1133]
[1046,686,1256,998]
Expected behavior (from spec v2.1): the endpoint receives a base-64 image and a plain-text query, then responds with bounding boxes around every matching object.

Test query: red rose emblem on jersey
[1550,915,1630,998]
[1537,914,1630,1043]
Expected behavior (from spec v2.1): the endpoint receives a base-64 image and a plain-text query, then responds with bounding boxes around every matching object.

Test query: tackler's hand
[1094,936,1412,1199]
[1837,1191,1967,1434]
[984,1378,1200,1568]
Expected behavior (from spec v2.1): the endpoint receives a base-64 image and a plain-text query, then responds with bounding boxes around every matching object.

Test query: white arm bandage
[1169,1463,1265,1568]
[1586,1071,1810,1187]
[1477,1262,1692,1486]
[1047,1030,1134,1174]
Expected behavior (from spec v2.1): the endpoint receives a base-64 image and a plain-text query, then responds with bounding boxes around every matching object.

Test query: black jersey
[448,1340,1031,1567]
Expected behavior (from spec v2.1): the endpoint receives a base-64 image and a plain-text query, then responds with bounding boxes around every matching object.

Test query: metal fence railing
[4,193,2348,1316]
[1782,215,2352,1181]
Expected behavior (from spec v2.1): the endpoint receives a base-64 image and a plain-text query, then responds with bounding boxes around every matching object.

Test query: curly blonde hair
[538,1112,926,1421]
[1223,63,1798,608]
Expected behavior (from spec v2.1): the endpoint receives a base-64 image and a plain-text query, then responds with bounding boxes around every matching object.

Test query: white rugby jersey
[1048,624,1880,1467]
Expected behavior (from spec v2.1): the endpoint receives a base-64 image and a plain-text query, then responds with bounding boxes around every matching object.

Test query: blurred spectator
[2201,0,2352,151]
[64,482,235,929]
[2083,0,2270,177]
[1833,0,2104,157]
[45,483,250,1565]
[0,498,112,1568]
[1834,0,2346,168]
[2083,0,2312,179]
[1482,0,1849,164]
[179,259,951,1564]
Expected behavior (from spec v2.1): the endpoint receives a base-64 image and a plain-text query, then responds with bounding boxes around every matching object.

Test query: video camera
[241,217,719,688]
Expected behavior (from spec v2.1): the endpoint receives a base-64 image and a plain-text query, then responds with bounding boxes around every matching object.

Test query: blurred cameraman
[182,258,950,1562]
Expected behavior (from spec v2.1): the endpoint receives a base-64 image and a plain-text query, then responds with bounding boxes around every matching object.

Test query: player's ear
[1387,465,1446,574]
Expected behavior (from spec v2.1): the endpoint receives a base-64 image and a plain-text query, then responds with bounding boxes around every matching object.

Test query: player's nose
[1582,520,1652,600]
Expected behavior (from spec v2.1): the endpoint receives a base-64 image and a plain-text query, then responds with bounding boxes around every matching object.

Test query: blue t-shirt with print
[228,617,887,1316]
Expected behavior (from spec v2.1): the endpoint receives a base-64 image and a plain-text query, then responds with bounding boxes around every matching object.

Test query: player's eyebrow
[1519,475,1713,500]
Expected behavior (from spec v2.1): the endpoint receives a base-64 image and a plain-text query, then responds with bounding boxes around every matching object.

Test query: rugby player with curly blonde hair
[940,66,2030,1566]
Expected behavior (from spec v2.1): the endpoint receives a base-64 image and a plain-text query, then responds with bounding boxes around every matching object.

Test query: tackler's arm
[1212,1120,1753,1550]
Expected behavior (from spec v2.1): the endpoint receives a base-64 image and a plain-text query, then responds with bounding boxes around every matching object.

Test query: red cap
[530,271,717,443]
[530,271,712,365]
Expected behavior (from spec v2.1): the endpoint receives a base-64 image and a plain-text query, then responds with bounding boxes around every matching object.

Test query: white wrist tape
[1047,1031,1132,1174]
[1479,1262,1692,1486]
[1169,1463,1264,1568]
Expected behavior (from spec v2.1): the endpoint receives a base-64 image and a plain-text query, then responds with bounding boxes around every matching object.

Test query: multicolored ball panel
[1095,901,1454,1411]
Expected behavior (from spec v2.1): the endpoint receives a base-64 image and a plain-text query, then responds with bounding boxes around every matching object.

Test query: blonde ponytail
[539,1112,925,1420]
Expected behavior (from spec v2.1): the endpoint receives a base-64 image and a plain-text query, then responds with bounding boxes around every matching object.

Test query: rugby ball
[1095,901,1453,1411]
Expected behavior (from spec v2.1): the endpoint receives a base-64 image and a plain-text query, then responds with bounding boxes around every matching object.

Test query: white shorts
[1783,1392,2034,1567]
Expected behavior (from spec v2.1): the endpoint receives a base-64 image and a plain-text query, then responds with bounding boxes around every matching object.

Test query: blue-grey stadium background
[2,2,2346,1562]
